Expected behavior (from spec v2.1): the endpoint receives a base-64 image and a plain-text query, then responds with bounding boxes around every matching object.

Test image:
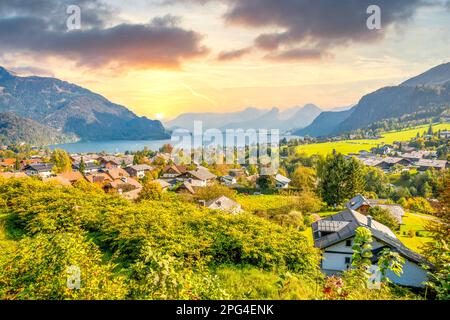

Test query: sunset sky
[1,0,450,121]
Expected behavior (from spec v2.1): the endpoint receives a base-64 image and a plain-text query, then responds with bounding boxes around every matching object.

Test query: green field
[296,123,450,156]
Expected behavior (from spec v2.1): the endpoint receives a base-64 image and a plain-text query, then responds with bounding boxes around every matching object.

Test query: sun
[155,113,165,120]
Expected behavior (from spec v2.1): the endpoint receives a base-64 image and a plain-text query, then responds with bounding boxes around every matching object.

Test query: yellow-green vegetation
[397,212,435,253]
[0,178,419,300]
[296,123,450,156]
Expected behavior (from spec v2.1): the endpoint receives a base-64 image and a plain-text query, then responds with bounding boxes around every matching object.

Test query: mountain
[0,112,76,145]
[401,62,450,87]
[294,108,354,137]
[165,107,265,131]
[167,104,322,132]
[0,67,169,143]
[295,62,450,137]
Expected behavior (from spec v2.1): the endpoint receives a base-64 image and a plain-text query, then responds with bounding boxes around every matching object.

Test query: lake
[49,139,173,153]
[49,134,301,154]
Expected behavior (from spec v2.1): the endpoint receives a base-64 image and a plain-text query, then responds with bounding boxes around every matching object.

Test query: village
[0,127,449,290]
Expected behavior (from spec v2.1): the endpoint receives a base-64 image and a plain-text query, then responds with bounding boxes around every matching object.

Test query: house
[105,177,143,200]
[106,167,130,180]
[358,157,384,168]
[57,171,85,184]
[176,181,195,194]
[161,165,187,179]
[0,158,16,169]
[0,171,28,179]
[416,159,448,171]
[376,157,411,171]
[85,173,113,184]
[439,130,450,139]
[220,175,237,186]
[311,209,433,287]
[274,174,291,189]
[98,156,133,169]
[346,194,405,224]
[228,168,246,177]
[154,179,171,191]
[125,164,154,178]
[185,168,217,187]
[205,196,243,214]
[24,163,54,178]
[72,162,100,174]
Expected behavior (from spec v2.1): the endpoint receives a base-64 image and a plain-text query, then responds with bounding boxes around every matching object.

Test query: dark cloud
[217,47,252,61]
[0,1,209,70]
[265,48,332,62]
[180,0,430,61]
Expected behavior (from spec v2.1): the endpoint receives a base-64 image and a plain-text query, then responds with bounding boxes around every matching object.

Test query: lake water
[49,135,301,154]
[49,139,173,154]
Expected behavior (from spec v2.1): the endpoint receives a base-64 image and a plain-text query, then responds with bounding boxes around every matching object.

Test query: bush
[367,206,400,231]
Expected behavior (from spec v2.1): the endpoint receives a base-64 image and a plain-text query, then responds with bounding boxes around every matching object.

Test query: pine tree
[79,157,86,175]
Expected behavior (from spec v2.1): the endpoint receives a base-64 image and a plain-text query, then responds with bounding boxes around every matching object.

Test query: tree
[51,149,72,173]
[14,158,20,171]
[291,167,316,192]
[78,157,86,175]
[138,181,163,201]
[195,183,237,201]
[256,175,276,190]
[367,206,400,231]
[377,248,405,284]
[423,173,450,299]
[364,167,389,198]
[317,154,365,206]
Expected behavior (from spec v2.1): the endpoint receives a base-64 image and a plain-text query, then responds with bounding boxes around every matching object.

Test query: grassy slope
[296,123,450,156]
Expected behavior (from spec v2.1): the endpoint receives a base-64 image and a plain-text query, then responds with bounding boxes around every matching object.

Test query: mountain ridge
[0,67,169,144]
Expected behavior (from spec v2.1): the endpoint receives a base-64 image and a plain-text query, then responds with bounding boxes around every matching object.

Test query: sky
[1,0,450,121]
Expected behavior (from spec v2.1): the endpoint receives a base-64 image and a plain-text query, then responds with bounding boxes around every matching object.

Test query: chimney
[198,200,206,207]
[121,177,128,183]
[367,215,373,228]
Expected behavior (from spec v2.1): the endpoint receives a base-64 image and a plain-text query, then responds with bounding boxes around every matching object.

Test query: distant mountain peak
[401,62,450,87]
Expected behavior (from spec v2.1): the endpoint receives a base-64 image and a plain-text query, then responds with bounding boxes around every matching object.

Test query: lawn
[295,123,450,156]
[397,212,435,253]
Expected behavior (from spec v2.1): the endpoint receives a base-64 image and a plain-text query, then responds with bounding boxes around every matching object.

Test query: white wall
[321,238,429,288]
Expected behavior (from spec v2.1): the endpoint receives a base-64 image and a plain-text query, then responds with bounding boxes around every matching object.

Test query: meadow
[295,123,450,156]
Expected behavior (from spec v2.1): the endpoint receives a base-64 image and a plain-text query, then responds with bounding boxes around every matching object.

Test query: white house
[274,173,291,189]
[206,196,243,214]
[311,209,433,288]
[185,168,217,187]
[125,164,154,178]
[24,163,54,178]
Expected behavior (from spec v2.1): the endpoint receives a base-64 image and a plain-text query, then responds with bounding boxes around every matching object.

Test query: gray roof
[312,209,432,267]
[188,168,217,181]
[416,159,448,169]
[129,164,154,171]
[275,174,291,184]
[25,163,54,172]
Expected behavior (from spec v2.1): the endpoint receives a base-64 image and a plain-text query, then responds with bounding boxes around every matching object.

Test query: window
[345,240,352,247]
[345,257,351,264]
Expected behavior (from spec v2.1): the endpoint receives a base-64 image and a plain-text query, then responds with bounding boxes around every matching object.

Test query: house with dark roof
[346,194,405,224]
[312,209,432,288]
[416,159,448,171]
[24,163,54,178]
